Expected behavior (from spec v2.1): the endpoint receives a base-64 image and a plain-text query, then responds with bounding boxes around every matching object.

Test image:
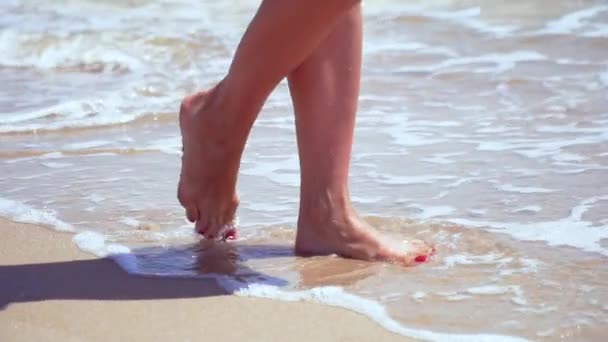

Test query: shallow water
[1,0,608,340]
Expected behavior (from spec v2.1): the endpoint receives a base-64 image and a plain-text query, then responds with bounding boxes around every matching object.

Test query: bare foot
[177,85,244,240]
[295,198,434,266]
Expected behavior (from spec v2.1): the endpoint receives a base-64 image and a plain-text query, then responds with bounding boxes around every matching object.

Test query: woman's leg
[178,0,361,239]
[288,5,433,265]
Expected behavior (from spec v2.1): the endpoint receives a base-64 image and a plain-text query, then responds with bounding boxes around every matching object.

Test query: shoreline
[0,218,413,341]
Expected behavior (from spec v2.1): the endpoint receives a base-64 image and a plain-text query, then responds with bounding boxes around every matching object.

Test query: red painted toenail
[196,224,208,235]
[225,230,237,240]
[415,255,427,263]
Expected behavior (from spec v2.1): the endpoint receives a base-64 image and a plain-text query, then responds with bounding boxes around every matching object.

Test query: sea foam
[450,196,608,256]
[230,283,529,342]
[0,197,74,231]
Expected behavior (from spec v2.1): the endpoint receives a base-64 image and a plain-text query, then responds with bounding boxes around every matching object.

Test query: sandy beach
[0,219,411,342]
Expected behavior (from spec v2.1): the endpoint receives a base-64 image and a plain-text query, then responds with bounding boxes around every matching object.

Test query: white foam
[411,291,427,301]
[476,126,517,134]
[536,124,605,134]
[0,29,142,71]
[536,328,556,338]
[40,152,64,159]
[462,284,527,306]
[240,156,300,187]
[409,120,463,128]
[63,140,113,150]
[582,23,608,37]
[518,258,542,273]
[72,231,137,272]
[511,296,528,306]
[409,204,455,219]
[437,51,547,74]
[381,116,446,147]
[365,0,518,37]
[230,283,528,342]
[415,7,517,37]
[514,305,557,315]
[244,201,292,212]
[351,195,383,204]
[0,197,74,232]
[422,155,456,165]
[0,88,178,133]
[1,99,126,133]
[14,173,46,181]
[82,193,105,203]
[467,285,516,295]
[422,152,463,165]
[445,294,473,301]
[476,129,608,160]
[119,217,140,227]
[467,209,487,216]
[441,253,512,269]
[477,141,518,152]
[446,177,476,188]
[496,184,557,194]
[510,206,542,213]
[537,5,608,35]
[146,137,181,155]
[40,161,73,169]
[72,231,128,256]
[369,171,457,185]
[552,153,587,163]
[450,196,608,256]
[386,130,445,147]
[599,70,608,87]
[365,41,457,58]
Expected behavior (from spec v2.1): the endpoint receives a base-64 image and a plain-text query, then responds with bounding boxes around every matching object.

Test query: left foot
[177,84,246,240]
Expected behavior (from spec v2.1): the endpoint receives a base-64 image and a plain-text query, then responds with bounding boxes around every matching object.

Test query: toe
[203,221,220,240]
[414,254,428,263]
[412,242,435,264]
[185,205,199,223]
[217,224,236,241]
[195,220,208,235]
[223,227,237,241]
[395,239,433,266]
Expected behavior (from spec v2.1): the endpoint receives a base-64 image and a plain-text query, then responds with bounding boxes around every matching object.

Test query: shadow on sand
[0,242,294,310]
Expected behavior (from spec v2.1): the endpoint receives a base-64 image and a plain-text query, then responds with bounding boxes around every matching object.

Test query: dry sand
[0,219,413,341]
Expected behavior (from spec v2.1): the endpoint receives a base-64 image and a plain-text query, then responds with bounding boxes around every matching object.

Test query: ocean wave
[536,5,608,35]
[0,196,74,231]
[0,92,177,133]
[450,195,608,256]
[233,284,528,342]
[0,29,141,72]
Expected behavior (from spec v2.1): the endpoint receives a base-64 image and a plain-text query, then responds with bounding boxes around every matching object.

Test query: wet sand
[0,219,412,342]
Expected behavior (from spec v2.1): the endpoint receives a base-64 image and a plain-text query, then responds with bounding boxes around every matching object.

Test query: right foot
[295,197,435,266]
[177,86,243,240]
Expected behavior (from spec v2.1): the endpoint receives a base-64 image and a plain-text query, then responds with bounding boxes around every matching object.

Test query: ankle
[215,74,265,118]
[190,80,254,151]
[298,186,353,225]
